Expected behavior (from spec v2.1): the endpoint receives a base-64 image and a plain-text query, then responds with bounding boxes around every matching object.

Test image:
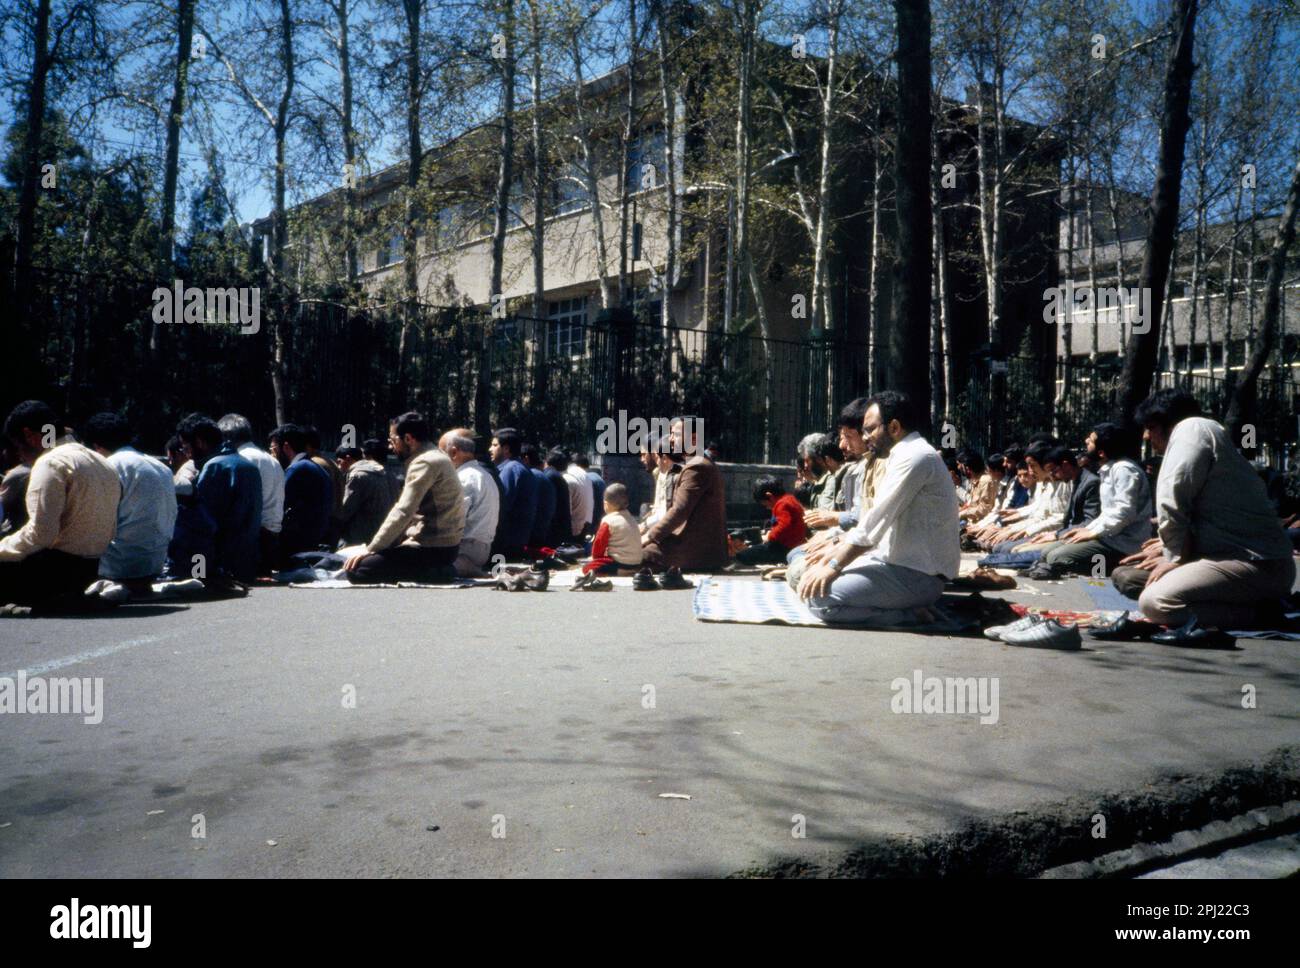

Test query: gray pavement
[2,574,1299,877]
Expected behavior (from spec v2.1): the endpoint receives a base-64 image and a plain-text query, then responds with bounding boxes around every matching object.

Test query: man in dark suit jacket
[1017,446,1101,577]
[642,417,728,572]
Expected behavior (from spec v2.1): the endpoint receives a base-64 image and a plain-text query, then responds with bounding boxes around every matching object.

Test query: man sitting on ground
[0,401,120,610]
[440,427,500,577]
[734,476,806,566]
[305,426,346,544]
[83,412,177,597]
[219,414,284,576]
[974,441,1069,550]
[270,423,333,566]
[170,413,262,585]
[336,444,394,548]
[489,427,537,560]
[797,392,960,625]
[642,416,728,572]
[564,451,595,539]
[543,449,575,548]
[574,453,606,533]
[1010,446,1100,550]
[1,443,31,536]
[1022,423,1151,578]
[344,412,465,584]
[797,434,843,511]
[957,450,999,523]
[584,483,643,575]
[1134,389,1294,634]
[520,443,555,553]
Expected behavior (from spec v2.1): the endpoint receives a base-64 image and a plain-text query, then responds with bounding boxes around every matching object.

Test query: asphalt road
[2,575,1299,877]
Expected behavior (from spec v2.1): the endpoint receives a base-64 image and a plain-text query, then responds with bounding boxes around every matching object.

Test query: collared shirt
[842,433,961,579]
[100,447,178,580]
[564,463,594,535]
[1157,416,1291,562]
[1019,478,1071,535]
[237,442,285,533]
[1082,458,1152,556]
[959,472,998,521]
[368,444,465,552]
[458,460,501,547]
[0,439,120,562]
[838,453,888,530]
[835,459,864,515]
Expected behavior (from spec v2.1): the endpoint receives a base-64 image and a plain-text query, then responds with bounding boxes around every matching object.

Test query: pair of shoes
[570,573,613,592]
[498,563,550,591]
[983,614,1082,650]
[1020,562,1059,580]
[1088,615,1156,641]
[0,603,32,617]
[1151,617,1236,648]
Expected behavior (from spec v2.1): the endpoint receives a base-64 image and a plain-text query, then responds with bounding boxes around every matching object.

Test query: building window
[548,296,588,358]
[377,231,403,268]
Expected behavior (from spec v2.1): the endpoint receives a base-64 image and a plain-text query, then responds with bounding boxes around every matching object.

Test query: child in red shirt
[734,475,806,565]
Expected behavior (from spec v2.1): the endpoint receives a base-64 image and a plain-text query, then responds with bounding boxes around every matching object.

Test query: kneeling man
[797,392,959,625]
[344,412,465,584]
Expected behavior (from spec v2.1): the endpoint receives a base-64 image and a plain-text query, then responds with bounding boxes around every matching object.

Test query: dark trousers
[1111,565,1151,600]
[258,529,280,577]
[735,540,796,566]
[346,544,458,584]
[0,550,100,607]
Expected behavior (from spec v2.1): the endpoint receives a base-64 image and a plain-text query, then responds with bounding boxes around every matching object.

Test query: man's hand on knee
[798,562,839,601]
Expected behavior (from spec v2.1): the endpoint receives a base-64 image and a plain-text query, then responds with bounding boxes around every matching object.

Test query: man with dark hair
[304,426,346,541]
[797,392,960,624]
[219,413,284,575]
[734,476,806,565]
[335,443,395,548]
[489,427,537,559]
[543,449,575,548]
[0,442,30,536]
[83,412,177,594]
[0,401,120,609]
[642,416,728,572]
[975,440,1069,549]
[171,413,262,584]
[1130,389,1293,640]
[520,443,555,551]
[344,411,465,583]
[805,397,876,532]
[563,450,595,538]
[797,433,844,511]
[956,450,999,522]
[574,453,606,533]
[1023,422,1152,578]
[270,423,333,564]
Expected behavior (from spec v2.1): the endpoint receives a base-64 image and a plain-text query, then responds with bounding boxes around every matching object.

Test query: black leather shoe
[1151,617,1236,649]
[657,567,693,590]
[1088,615,1157,641]
[632,567,658,591]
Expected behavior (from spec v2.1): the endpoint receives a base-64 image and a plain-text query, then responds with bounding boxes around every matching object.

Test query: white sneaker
[1000,618,1082,650]
[984,614,1042,640]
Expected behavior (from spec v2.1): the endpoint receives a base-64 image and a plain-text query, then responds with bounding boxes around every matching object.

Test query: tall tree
[1115,0,1199,419]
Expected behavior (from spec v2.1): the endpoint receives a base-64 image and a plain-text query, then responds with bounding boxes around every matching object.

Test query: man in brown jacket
[642,416,728,572]
[343,411,464,584]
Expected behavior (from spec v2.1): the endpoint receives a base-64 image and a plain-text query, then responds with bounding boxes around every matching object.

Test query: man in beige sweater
[344,411,464,584]
[1,401,121,608]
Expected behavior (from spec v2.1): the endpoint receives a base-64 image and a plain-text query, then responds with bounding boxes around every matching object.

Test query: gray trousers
[454,538,492,577]
[806,557,946,626]
[1038,539,1123,574]
[1139,556,1295,628]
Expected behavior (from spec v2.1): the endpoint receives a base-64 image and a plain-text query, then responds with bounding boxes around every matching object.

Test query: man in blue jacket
[172,414,262,584]
[489,427,536,559]
[521,444,554,551]
[270,423,333,565]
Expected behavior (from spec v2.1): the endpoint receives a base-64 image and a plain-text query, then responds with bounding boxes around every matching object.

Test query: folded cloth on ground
[691,577,981,633]
[978,550,1043,570]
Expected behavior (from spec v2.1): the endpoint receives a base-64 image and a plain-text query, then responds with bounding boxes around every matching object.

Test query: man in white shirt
[440,428,500,576]
[1133,390,1293,630]
[83,412,178,593]
[564,455,594,538]
[798,392,960,625]
[974,441,1069,550]
[219,413,285,576]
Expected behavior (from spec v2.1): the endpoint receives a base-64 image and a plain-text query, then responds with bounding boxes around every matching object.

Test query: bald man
[439,428,500,576]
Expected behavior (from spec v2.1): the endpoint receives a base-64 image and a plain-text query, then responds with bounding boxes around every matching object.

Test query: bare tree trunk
[1226,148,1300,439]
[335,0,358,285]
[397,0,423,384]
[489,0,516,305]
[14,0,54,332]
[1116,0,1199,419]
[1107,182,1129,347]
[652,0,679,332]
[528,0,545,322]
[732,0,757,331]
[808,0,841,334]
[617,0,635,306]
[1085,167,1099,364]
[568,32,614,310]
[890,0,932,431]
[155,0,197,360]
[270,0,296,425]
[866,110,883,388]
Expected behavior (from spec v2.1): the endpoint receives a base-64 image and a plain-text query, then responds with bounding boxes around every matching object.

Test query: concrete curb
[735,746,1300,878]
[1039,800,1300,878]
